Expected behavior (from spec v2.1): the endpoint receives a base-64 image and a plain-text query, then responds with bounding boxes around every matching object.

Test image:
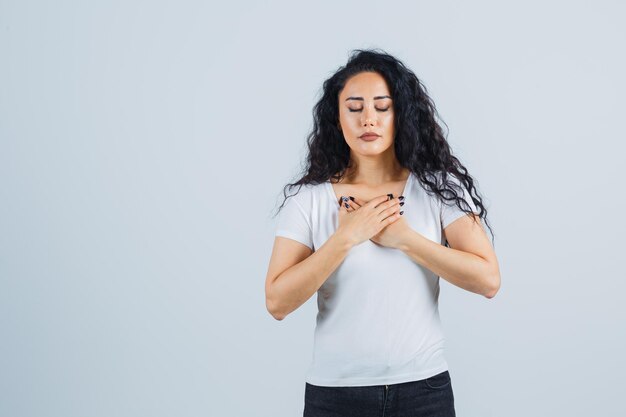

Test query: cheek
[342,115,362,131]
[338,112,354,128]
[380,113,393,128]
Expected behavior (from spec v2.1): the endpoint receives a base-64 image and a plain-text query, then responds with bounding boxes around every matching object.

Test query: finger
[373,194,399,210]
[338,199,348,215]
[379,201,402,219]
[378,199,404,221]
[349,196,364,208]
[340,195,361,208]
[367,194,393,209]
[385,211,402,224]
[339,196,352,211]
[348,196,365,210]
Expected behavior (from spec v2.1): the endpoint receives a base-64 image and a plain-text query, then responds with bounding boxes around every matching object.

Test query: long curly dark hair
[273,48,495,247]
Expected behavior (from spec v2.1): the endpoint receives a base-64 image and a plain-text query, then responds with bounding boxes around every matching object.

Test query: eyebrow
[344,95,392,102]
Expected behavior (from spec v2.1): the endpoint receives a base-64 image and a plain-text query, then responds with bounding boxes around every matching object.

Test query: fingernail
[387,193,394,200]
[349,196,355,201]
[400,211,404,215]
[341,196,349,202]
[344,203,350,208]
[398,196,405,201]
[399,202,404,206]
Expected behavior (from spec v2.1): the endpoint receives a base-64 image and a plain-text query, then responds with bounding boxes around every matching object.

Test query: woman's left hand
[343,196,410,249]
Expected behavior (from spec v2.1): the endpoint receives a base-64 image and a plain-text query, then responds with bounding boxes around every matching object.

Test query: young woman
[265,48,500,417]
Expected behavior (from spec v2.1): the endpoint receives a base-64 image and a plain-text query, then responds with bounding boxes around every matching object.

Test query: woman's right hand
[336,194,403,247]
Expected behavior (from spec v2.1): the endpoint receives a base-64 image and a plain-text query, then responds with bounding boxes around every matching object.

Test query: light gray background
[1,1,624,416]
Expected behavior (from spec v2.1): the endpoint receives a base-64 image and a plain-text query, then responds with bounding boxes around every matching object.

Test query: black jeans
[303,370,456,417]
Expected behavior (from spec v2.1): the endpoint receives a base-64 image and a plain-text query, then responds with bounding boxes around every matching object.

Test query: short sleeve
[275,191,314,250]
[439,175,479,230]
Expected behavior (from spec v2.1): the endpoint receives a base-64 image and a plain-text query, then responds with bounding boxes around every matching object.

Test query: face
[337,71,395,157]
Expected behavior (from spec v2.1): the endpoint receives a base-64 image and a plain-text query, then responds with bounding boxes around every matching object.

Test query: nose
[362,107,377,126]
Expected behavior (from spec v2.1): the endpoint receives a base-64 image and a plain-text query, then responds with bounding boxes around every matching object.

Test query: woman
[265,49,500,417]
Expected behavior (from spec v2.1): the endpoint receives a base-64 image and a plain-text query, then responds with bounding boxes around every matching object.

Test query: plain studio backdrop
[1,1,624,416]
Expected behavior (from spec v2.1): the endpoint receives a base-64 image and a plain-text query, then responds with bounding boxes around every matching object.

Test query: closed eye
[348,108,390,112]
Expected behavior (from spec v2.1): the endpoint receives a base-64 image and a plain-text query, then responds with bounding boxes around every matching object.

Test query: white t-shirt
[274,171,479,387]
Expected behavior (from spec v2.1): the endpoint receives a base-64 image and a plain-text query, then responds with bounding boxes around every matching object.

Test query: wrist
[332,230,356,251]
[397,228,417,252]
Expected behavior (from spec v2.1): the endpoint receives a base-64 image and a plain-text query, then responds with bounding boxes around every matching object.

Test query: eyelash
[348,107,390,112]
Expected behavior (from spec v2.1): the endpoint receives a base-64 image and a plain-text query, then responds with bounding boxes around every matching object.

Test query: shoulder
[407,170,446,194]
[428,170,462,185]
[283,182,325,207]
[410,171,469,204]
[422,170,468,195]
[285,182,322,197]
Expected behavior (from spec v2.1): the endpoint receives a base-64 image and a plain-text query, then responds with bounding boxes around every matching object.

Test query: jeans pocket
[424,370,451,390]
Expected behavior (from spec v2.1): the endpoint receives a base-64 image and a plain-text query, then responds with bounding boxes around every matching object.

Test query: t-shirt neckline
[325,171,413,206]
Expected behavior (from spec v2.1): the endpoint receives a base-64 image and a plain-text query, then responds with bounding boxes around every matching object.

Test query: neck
[343,151,408,186]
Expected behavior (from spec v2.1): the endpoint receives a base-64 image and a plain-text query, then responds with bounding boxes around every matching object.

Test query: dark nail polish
[341,196,349,202]
[387,193,394,200]
[400,211,404,215]
[398,196,405,201]
[349,196,355,201]
[344,203,350,208]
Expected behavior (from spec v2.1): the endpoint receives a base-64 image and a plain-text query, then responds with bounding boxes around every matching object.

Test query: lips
[360,133,380,141]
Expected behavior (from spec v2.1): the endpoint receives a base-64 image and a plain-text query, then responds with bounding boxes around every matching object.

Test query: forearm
[269,233,353,320]
[398,228,498,298]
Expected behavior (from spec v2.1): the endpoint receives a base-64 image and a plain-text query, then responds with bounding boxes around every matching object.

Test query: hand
[370,213,410,249]
[340,195,409,249]
[336,194,404,248]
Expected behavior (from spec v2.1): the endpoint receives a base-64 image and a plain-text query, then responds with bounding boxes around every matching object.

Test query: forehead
[339,72,391,100]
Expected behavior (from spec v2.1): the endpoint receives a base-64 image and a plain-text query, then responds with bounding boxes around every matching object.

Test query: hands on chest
[335,193,410,249]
